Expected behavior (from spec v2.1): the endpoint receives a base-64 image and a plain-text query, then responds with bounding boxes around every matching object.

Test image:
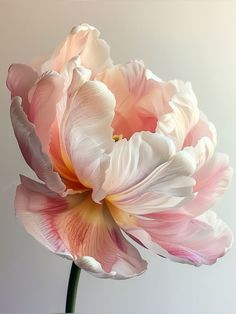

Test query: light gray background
[0,1,235,313]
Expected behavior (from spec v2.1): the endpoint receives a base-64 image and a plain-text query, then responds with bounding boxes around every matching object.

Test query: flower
[7,24,233,279]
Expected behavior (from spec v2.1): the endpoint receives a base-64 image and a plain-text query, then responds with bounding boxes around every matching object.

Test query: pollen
[112,134,123,142]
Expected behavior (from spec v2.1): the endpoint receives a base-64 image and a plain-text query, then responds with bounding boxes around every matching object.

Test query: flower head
[7,24,233,279]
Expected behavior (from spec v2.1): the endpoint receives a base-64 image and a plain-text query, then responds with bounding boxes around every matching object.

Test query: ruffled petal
[6,64,38,113]
[157,80,200,150]
[61,72,115,201]
[184,111,217,148]
[102,131,175,195]
[16,176,147,279]
[10,97,65,194]
[96,61,175,139]
[105,133,196,214]
[184,153,233,216]
[39,24,112,75]
[123,210,233,266]
[183,112,217,171]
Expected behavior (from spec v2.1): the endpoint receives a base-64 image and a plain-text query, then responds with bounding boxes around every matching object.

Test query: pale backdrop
[0,1,236,313]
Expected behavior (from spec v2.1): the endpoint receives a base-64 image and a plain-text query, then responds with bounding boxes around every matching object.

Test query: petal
[6,64,38,113]
[15,176,71,257]
[183,112,217,170]
[156,80,200,150]
[124,210,233,266]
[105,134,196,215]
[16,177,147,279]
[27,71,64,153]
[58,195,147,279]
[10,97,65,194]
[184,153,233,216]
[96,61,175,139]
[102,131,175,195]
[184,111,217,148]
[61,76,115,201]
[39,24,112,75]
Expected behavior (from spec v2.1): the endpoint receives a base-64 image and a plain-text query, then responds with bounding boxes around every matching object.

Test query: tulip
[7,24,233,282]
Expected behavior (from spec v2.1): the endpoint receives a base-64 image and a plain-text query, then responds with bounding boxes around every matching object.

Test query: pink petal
[10,97,65,194]
[16,177,147,279]
[157,80,200,150]
[184,153,233,216]
[183,112,217,170]
[105,133,196,214]
[96,61,175,139]
[49,120,85,191]
[61,75,115,201]
[184,111,217,147]
[15,176,71,257]
[27,71,64,153]
[124,210,232,266]
[39,24,112,76]
[6,64,38,113]
[58,194,147,279]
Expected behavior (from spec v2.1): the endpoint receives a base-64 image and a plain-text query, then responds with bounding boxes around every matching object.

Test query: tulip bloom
[7,24,233,279]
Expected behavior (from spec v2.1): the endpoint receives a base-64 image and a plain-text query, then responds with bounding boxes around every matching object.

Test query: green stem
[65,262,81,313]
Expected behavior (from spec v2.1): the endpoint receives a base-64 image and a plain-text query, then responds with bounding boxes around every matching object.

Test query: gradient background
[0,1,236,313]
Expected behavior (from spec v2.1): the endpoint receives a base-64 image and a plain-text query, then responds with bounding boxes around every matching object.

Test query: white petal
[61,78,115,201]
[102,131,175,196]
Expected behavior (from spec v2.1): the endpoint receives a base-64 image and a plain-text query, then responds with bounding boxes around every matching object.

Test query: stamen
[112,134,123,142]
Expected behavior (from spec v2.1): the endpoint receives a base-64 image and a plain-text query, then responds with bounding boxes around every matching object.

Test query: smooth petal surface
[157,80,199,150]
[10,97,65,194]
[39,24,112,75]
[106,139,196,215]
[61,76,115,201]
[124,210,233,266]
[96,61,175,139]
[15,177,147,279]
[6,64,38,113]
[184,153,233,216]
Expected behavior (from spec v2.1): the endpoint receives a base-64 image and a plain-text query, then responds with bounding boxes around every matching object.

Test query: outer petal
[96,61,175,139]
[184,153,233,216]
[105,133,196,214]
[156,80,200,150]
[6,64,38,113]
[123,210,233,266]
[27,71,64,153]
[15,176,71,257]
[15,177,147,279]
[61,74,115,201]
[39,24,112,75]
[10,97,65,194]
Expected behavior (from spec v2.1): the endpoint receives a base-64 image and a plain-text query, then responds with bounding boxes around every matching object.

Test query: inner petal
[95,61,175,139]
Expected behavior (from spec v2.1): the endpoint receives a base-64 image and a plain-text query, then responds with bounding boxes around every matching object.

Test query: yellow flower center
[112,134,123,142]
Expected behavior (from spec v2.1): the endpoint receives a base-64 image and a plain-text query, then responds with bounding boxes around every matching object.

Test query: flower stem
[65,262,81,313]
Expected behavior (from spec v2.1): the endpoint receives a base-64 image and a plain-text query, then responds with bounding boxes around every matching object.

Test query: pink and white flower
[7,24,233,279]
